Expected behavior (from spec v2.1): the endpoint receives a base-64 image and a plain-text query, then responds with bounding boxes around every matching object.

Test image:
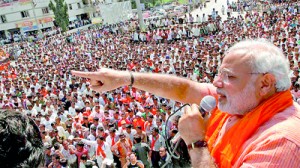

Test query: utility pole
[32,0,43,39]
[135,0,145,30]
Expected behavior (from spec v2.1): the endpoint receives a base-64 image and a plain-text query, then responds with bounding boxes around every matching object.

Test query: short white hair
[227,39,291,91]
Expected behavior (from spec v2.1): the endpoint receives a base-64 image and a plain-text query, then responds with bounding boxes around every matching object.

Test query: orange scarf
[151,135,159,150]
[205,90,293,167]
[96,143,106,158]
[117,139,132,157]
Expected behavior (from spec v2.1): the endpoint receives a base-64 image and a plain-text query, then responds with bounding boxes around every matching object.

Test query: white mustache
[216,89,227,97]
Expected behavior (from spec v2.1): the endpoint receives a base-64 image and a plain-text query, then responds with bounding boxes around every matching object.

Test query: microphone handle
[199,107,207,118]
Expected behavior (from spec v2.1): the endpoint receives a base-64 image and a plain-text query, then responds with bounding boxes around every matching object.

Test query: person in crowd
[158,146,173,168]
[79,154,97,168]
[59,158,69,168]
[132,112,145,130]
[111,133,133,167]
[44,144,53,167]
[106,127,120,167]
[124,124,137,143]
[122,152,144,168]
[80,136,113,166]
[135,126,147,143]
[69,141,89,167]
[0,109,44,167]
[60,140,77,167]
[48,154,61,168]
[132,135,151,168]
[148,127,165,168]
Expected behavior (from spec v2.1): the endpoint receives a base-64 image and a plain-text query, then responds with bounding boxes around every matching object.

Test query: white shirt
[124,129,137,143]
[68,106,76,117]
[61,147,77,164]
[82,139,113,160]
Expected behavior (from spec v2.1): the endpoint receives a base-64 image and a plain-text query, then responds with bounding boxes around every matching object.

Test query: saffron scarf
[111,135,115,146]
[205,90,293,167]
[151,135,159,150]
[97,143,106,158]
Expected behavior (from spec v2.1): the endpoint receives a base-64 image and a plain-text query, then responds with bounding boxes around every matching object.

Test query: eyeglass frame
[214,68,265,84]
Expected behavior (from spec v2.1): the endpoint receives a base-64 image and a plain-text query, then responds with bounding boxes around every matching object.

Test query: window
[77,2,81,8]
[82,0,88,5]
[0,15,7,23]
[42,7,49,14]
[69,4,72,10]
[21,11,30,18]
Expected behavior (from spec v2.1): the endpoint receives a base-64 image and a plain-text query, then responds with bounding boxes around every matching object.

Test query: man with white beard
[72,39,300,167]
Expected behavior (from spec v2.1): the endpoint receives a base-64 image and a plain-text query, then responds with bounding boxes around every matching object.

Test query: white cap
[136,112,142,117]
[68,135,74,140]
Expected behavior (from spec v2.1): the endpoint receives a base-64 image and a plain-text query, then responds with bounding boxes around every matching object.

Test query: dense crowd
[0,1,300,168]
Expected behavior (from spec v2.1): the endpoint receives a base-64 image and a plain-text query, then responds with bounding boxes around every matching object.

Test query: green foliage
[131,0,137,9]
[49,0,69,32]
[133,0,172,9]
[178,0,187,4]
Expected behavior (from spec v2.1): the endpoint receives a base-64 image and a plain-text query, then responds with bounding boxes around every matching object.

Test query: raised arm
[72,68,218,167]
[81,139,97,148]
[71,68,216,104]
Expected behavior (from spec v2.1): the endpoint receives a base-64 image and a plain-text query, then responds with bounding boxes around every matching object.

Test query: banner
[16,17,53,28]
[16,21,34,28]
[99,1,132,24]
[39,17,53,24]
[0,0,31,8]
[91,17,102,24]
[21,25,38,32]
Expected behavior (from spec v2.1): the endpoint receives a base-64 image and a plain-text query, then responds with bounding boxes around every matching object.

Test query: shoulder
[142,142,149,146]
[137,160,144,166]
[259,102,300,144]
[241,102,300,144]
[236,103,300,166]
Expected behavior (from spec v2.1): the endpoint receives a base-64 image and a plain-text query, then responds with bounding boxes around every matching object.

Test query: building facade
[0,0,96,39]
[0,0,132,41]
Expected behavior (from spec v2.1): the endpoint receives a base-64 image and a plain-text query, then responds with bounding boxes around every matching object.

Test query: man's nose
[213,76,223,88]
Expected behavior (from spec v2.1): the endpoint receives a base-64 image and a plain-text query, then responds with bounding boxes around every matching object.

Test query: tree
[49,0,69,32]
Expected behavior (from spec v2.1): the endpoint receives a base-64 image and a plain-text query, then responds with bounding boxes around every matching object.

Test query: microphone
[199,95,217,118]
[170,96,217,145]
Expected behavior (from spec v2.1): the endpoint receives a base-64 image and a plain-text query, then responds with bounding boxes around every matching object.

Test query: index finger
[183,105,192,115]
[71,71,99,79]
[191,104,200,115]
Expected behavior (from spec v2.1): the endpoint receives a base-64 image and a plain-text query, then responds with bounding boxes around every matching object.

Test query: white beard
[218,76,259,115]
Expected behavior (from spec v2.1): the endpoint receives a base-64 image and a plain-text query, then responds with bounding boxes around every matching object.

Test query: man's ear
[259,74,276,97]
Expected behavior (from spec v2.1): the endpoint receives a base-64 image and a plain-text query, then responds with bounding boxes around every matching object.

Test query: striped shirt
[234,102,300,167]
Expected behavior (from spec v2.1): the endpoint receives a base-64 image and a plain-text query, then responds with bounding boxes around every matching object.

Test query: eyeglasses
[214,68,263,84]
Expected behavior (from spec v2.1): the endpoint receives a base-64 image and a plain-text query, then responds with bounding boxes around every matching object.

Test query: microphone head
[200,95,217,112]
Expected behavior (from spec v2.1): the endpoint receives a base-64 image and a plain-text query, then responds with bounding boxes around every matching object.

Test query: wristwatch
[187,140,207,150]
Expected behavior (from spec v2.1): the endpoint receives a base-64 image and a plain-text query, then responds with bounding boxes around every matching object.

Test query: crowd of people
[0,0,300,168]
